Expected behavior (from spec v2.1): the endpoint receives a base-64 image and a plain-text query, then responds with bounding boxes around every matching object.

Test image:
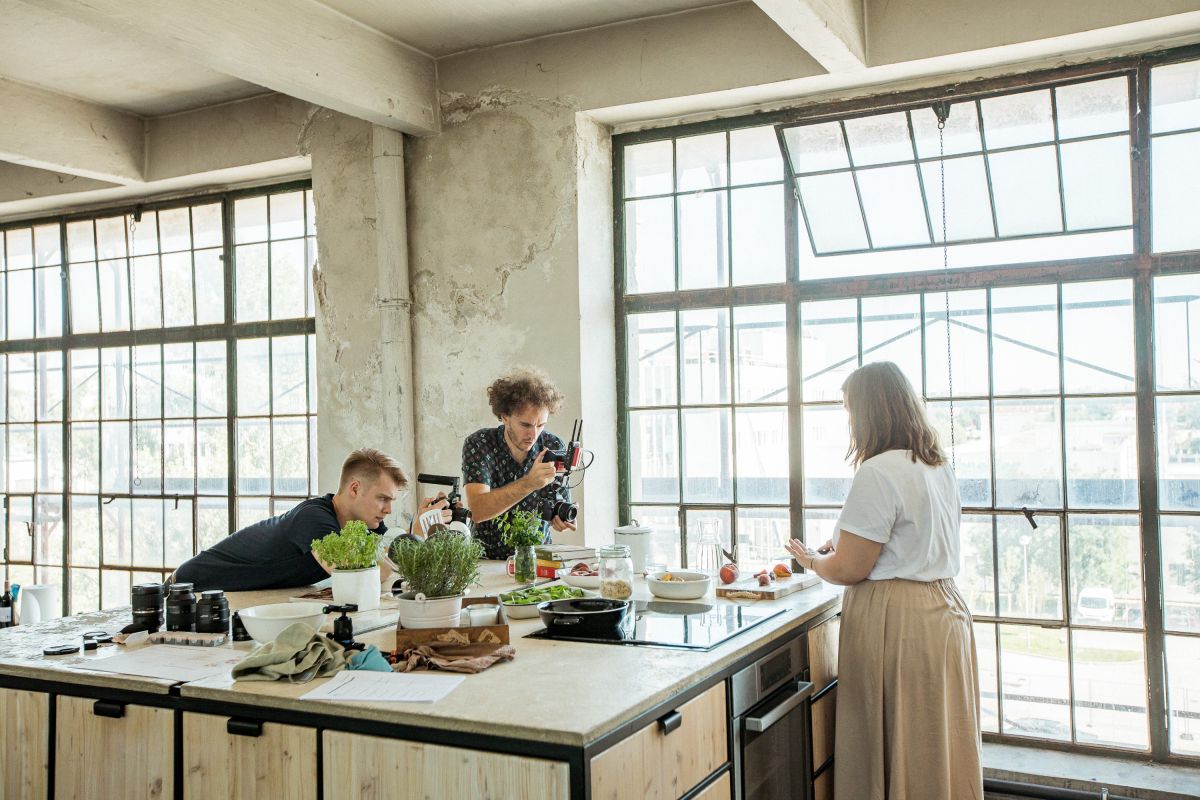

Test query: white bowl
[646,571,713,600]
[239,602,327,644]
[558,569,600,590]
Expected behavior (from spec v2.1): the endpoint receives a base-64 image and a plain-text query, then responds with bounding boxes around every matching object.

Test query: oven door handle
[745,680,814,733]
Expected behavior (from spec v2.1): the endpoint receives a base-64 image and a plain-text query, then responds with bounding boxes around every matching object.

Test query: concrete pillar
[306,111,419,518]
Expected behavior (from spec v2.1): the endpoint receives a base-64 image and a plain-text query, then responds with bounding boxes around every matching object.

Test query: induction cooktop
[525,600,786,651]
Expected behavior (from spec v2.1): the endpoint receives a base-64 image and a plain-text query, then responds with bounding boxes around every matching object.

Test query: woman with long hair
[785,361,983,800]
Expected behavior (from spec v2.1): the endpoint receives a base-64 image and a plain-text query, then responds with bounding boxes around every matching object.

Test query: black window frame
[0,179,317,614]
[614,44,1200,765]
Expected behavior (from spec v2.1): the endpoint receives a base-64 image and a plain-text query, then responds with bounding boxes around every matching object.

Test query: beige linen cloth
[232,622,348,682]
[393,628,516,674]
[835,578,983,800]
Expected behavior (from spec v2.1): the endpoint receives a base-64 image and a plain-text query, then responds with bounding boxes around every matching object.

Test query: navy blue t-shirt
[462,426,566,559]
[173,494,387,591]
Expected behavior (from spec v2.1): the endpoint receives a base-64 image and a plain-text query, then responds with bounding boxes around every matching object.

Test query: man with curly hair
[462,367,577,559]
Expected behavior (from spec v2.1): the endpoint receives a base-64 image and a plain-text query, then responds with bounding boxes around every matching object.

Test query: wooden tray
[715,572,821,600]
[394,596,510,650]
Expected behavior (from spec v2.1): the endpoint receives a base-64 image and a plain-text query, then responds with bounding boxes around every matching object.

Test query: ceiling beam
[0,78,144,183]
[27,0,440,136]
[0,162,116,204]
[753,0,867,72]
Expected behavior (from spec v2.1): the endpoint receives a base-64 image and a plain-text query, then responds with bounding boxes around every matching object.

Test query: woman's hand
[784,537,820,570]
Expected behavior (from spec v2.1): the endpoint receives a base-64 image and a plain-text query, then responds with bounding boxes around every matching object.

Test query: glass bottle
[599,544,634,600]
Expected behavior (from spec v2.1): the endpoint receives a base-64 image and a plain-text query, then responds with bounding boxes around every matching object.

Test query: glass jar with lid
[599,544,634,600]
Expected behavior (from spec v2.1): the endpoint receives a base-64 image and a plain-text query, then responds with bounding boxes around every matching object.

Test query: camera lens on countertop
[195,589,230,634]
[165,582,197,632]
[131,582,165,633]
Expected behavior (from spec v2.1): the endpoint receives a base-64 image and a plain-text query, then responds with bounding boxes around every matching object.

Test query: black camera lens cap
[43,644,79,656]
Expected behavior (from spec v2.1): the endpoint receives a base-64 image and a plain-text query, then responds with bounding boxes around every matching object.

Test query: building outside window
[0,183,318,615]
[615,51,1200,763]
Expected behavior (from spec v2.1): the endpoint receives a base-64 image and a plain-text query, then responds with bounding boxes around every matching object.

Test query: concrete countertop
[0,584,403,695]
[0,563,841,748]
[181,563,843,748]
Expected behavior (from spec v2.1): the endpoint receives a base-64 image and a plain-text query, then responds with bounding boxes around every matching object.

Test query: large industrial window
[0,182,318,614]
[615,50,1200,763]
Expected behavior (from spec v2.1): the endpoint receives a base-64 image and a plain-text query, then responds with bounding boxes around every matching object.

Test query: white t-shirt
[833,449,961,582]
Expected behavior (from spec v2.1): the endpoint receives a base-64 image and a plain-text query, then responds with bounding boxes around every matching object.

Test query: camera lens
[165,583,197,631]
[131,583,165,632]
[195,589,230,634]
[555,501,578,523]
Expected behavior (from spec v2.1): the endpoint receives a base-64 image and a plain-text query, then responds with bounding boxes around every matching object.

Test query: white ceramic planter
[331,565,381,612]
[395,591,464,629]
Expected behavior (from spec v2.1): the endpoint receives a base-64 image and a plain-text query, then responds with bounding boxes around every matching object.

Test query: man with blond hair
[173,448,448,591]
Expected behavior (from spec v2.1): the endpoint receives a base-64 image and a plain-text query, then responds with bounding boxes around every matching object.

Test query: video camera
[415,473,472,535]
[540,419,584,524]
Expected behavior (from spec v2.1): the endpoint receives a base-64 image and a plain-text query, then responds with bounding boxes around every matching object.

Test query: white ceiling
[0,1,265,116]
[0,0,734,118]
[319,0,737,57]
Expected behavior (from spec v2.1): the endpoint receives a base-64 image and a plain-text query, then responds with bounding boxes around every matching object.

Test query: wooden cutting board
[715,572,821,600]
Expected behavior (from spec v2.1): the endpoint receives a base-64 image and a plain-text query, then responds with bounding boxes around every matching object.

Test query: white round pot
[331,565,381,612]
[396,592,464,629]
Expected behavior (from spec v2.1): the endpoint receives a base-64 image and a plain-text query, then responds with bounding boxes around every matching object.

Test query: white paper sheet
[300,670,465,703]
[86,645,245,682]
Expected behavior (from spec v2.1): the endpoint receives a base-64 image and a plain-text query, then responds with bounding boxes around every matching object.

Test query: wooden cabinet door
[809,616,840,692]
[661,682,727,797]
[55,695,173,800]
[183,713,316,800]
[0,688,48,798]
[810,685,836,773]
[591,682,728,800]
[323,730,569,800]
[691,771,731,800]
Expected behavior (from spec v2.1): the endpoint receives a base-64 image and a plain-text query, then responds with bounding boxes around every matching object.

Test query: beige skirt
[833,578,983,800]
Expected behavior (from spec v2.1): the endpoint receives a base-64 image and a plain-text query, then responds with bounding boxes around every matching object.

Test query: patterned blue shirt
[462,425,565,559]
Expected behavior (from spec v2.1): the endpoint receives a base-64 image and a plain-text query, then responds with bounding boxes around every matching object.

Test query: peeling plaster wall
[406,88,603,543]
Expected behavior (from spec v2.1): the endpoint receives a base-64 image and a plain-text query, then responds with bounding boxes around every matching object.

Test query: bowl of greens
[498,583,590,619]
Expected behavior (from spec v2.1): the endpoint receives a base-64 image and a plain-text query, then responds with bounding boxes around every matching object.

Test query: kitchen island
[0,564,841,799]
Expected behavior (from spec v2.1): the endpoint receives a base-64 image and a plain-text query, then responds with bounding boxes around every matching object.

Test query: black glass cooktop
[525,600,786,651]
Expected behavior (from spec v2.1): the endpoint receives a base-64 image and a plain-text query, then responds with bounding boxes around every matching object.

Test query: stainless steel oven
[731,635,813,800]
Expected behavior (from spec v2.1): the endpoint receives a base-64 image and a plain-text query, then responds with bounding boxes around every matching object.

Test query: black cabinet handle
[227,718,264,737]
[658,710,683,735]
[93,700,126,719]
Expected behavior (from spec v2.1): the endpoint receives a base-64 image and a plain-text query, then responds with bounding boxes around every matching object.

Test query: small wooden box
[394,596,510,652]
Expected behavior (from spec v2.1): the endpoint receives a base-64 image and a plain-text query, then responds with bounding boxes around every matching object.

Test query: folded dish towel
[232,623,348,683]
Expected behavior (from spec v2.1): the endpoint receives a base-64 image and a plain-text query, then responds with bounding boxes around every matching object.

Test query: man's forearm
[468,477,535,522]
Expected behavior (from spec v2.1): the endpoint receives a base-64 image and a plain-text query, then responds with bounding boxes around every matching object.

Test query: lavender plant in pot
[311,520,383,612]
[389,533,484,629]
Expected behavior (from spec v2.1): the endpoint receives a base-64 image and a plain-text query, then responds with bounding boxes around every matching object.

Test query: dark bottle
[0,581,11,629]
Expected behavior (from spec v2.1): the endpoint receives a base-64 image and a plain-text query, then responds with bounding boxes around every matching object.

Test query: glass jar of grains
[599,544,634,600]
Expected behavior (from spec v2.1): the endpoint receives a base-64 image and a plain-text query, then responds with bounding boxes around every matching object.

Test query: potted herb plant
[311,520,383,612]
[497,508,546,584]
[388,533,484,629]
